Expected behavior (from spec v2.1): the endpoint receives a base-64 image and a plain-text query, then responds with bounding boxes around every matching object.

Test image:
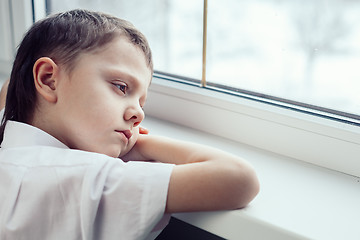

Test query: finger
[139,126,149,134]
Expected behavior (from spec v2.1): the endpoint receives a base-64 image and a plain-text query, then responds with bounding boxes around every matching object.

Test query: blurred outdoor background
[48,0,360,116]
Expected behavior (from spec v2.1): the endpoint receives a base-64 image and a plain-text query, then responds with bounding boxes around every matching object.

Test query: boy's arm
[127,135,260,213]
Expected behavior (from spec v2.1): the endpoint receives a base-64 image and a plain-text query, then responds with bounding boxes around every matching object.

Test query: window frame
[7,0,360,177]
[146,74,360,177]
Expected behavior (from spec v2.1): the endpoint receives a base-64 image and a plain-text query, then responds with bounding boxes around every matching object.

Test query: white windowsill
[142,116,360,240]
[145,77,360,177]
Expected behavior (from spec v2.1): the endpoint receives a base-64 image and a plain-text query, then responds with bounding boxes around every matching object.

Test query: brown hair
[0,9,153,143]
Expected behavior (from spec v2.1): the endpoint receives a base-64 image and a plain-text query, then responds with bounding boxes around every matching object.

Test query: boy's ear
[33,57,60,103]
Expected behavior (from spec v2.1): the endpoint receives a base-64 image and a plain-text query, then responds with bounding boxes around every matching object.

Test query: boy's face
[53,37,151,158]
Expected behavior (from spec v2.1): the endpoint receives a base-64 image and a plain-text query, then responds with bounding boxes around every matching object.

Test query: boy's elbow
[228,164,260,209]
[238,169,260,208]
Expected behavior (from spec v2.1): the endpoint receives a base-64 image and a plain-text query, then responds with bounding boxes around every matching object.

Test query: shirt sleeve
[80,158,174,240]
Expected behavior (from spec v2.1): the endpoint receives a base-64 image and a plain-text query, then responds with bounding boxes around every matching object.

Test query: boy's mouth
[119,130,132,140]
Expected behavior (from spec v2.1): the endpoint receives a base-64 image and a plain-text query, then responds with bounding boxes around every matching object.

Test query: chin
[117,150,127,158]
[73,143,120,158]
[108,150,122,158]
[95,148,120,158]
[118,146,134,159]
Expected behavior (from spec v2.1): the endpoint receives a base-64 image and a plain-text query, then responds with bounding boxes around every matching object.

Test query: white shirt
[0,119,174,240]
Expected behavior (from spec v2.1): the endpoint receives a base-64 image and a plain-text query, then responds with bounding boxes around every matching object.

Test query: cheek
[71,86,111,117]
[79,101,116,127]
[60,81,124,133]
[79,96,126,132]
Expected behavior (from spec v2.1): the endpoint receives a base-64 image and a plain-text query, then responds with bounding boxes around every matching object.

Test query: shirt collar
[1,120,68,149]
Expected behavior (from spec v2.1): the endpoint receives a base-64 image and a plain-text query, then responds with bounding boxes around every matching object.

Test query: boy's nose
[124,105,144,127]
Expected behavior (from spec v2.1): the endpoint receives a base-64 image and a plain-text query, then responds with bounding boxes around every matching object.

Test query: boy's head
[1,9,153,157]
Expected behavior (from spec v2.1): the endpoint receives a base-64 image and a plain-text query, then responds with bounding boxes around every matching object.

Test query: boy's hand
[118,126,149,161]
[139,126,149,134]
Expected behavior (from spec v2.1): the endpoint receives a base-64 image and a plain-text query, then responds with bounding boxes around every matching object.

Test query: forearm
[126,134,260,212]
[135,134,244,165]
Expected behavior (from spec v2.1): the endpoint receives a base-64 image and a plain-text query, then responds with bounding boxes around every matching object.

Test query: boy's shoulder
[0,118,117,166]
[0,144,120,172]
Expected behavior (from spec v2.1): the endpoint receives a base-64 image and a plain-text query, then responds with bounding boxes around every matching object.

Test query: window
[1,0,357,176]
[46,0,360,122]
[46,0,204,80]
[206,0,360,119]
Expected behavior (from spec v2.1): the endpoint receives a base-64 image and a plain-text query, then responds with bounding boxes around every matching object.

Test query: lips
[120,130,132,140]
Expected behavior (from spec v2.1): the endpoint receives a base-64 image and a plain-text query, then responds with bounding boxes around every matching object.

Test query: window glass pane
[47,0,359,117]
[207,0,360,116]
[47,0,203,80]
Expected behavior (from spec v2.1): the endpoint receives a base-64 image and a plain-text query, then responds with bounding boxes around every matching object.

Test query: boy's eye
[113,82,128,94]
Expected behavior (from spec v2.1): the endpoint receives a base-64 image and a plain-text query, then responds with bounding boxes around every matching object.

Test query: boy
[0,9,259,240]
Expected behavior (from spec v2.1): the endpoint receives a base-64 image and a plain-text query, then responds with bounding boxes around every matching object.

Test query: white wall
[0,0,34,82]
